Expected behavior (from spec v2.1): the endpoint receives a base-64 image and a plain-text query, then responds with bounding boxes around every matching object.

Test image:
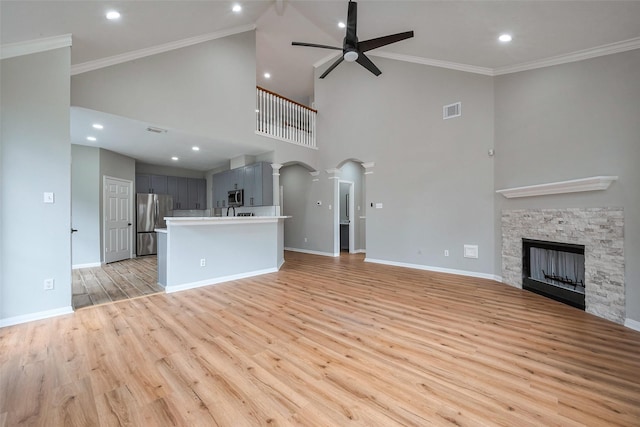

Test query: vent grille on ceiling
[443,102,461,120]
[146,126,167,134]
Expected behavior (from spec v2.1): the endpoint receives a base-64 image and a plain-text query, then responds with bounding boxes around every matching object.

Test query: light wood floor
[2,252,640,426]
[72,257,163,309]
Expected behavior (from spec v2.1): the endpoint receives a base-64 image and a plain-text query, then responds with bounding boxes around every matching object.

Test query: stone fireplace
[502,208,625,324]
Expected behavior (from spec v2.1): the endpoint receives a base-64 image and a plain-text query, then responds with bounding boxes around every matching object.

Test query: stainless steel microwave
[228,189,244,207]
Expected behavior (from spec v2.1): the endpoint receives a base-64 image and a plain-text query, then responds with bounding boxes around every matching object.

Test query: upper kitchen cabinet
[212,162,273,208]
[244,162,273,207]
[188,178,206,209]
[212,172,228,208]
[167,176,206,209]
[228,168,244,191]
[136,174,168,194]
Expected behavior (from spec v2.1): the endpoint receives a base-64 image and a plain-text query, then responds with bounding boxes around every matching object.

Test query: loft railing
[255,86,317,149]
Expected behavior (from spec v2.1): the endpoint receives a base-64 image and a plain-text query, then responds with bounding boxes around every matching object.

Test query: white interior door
[104,176,133,263]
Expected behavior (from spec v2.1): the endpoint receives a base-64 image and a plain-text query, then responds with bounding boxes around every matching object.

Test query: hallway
[72,256,163,309]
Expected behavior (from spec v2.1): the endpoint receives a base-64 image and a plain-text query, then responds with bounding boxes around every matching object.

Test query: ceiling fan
[292,1,414,79]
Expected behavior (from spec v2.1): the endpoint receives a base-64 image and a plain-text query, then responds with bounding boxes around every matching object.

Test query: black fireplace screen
[522,239,586,310]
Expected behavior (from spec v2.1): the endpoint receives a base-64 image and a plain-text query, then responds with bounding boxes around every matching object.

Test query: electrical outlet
[44,278,54,290]
[200,258,206,267]
[304,237,308,242]
[444,250,449,257]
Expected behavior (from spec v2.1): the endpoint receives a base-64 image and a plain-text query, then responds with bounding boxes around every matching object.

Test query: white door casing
[104,176,133,263]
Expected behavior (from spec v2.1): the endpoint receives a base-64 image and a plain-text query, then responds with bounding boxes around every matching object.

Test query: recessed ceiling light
[171,156,179,161]
[87,136,97,142]
[338,22,346,29]
[264,72,271,79]
[232,4,242,13]
[92,123,103,130]
[255,109,260,113]
[499,34,512,43]
[106,11,121,20]
[192,146,200,151]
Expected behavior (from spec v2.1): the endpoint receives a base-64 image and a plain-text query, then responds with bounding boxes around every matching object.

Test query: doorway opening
[339,180,355,253]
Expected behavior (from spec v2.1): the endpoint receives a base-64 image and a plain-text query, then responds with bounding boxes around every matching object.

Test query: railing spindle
[255,86,317,149]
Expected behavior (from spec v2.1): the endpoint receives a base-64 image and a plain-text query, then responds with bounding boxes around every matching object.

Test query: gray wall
[135,162,205,179]
[99,148,136,260]
[494,49,640,322]
[1,47,72,320]
[314,57,496,274]
[71,145,101,266]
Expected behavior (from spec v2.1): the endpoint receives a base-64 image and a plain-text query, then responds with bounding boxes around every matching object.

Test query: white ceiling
[3,1,640,170]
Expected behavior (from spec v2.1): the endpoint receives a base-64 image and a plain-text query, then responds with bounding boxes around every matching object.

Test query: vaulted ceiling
[3,1,640,169]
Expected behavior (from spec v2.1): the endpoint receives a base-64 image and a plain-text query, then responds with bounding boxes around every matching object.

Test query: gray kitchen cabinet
[167,176,178,207]
[194,178,206,209]
[211,163,273,208]
[187,178,206,209]
[136,174,151,193]
[151,174,168,194]
[136,174,168,194]
[228,168,244,191]
[212,172,227,208]
[167,176,187,209]
[243,162,273,206]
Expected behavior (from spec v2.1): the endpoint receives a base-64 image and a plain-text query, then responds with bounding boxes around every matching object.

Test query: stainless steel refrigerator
[136,193,173,256]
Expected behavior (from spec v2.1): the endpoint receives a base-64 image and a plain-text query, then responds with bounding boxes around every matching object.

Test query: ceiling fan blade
[358,31,414,53]
[346,1,358,44]
[355,52,381,76]
[319,56,345,79]
[292,42,342,51]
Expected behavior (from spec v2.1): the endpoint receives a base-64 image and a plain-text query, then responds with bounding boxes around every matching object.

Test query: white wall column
[271,163,282,215]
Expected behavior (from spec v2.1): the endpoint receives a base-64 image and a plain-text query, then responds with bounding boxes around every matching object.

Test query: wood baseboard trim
[364,258,502,282]
[0,306,74,328]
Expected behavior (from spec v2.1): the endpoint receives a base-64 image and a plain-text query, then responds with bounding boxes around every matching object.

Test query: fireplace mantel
[496,176,618,199]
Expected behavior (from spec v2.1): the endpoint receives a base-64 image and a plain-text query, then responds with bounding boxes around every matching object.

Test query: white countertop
[164,216,290,226]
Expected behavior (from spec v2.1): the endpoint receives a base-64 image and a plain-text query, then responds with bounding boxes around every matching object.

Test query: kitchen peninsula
[156,216,288,293]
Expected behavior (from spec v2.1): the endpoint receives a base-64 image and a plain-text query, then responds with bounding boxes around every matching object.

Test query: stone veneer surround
[502,208,624,324]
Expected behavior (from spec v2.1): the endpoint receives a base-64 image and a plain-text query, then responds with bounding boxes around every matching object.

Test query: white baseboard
[165,267,278,294]
[355,249,366,254]
[364,258,502,282]
[72,262,101,270]
[0,306,74,328]
[284,247,339,257]
[624,318,640,332]
[278,258,285,270]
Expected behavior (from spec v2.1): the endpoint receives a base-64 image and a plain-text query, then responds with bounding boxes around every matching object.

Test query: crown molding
[1,34,72,60]
[312,37,640,77]
[369,51,494,76]
[493,37,640,76]
[71,24,256,75]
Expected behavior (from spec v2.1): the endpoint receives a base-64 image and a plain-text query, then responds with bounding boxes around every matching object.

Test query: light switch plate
[43,192,55,203]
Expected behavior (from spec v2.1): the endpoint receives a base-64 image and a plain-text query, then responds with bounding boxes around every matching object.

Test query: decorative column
[271,163,282,215]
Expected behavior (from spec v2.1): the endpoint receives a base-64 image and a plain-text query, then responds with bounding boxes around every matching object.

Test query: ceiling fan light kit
[292,0,414,78]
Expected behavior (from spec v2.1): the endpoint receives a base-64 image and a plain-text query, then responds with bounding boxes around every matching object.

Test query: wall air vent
[443,102,461,120]
[146,126,167,134]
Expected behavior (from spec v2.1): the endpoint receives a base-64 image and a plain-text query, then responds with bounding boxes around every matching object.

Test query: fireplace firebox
[522,238,585,310]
